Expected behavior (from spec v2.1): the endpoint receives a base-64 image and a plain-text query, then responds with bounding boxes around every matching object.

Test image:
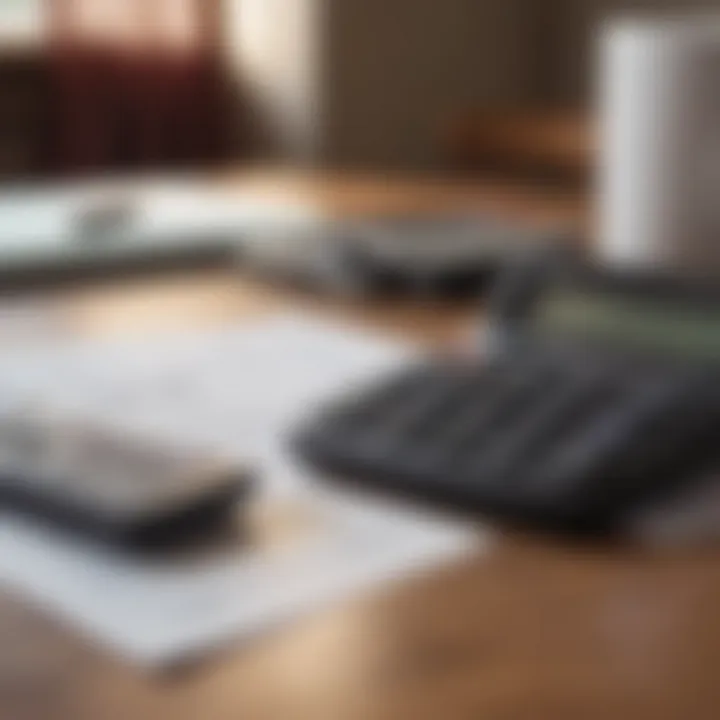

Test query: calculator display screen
[533,287,720,358]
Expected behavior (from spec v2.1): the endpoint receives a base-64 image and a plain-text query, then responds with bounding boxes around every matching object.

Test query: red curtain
[45,0,229,174]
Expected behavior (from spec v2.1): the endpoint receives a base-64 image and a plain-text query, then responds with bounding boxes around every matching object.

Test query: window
[0,0,43,45]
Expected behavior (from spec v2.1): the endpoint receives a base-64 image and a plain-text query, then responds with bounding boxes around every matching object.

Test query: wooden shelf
[446,109,595,184]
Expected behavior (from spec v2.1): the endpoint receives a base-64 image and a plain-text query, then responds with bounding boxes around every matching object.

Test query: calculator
[293,251,720,536]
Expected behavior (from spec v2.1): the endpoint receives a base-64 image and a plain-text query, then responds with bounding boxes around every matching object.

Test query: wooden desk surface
[210,167,588,229]
[1,172,717,720]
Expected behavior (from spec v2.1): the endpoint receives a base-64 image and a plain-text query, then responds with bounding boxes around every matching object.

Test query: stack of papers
[0,314,484,666]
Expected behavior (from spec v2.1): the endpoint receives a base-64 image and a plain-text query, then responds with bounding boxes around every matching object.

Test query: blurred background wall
[3,0,720,177]
[226,0,538,170]
[320,0,538,170]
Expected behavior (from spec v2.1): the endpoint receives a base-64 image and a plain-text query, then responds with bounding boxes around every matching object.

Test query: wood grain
[446,109,594,184]
[3,171,715,720]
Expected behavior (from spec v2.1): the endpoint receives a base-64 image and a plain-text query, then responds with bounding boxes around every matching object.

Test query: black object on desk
[0,416,253,552]
[293,252,720,536]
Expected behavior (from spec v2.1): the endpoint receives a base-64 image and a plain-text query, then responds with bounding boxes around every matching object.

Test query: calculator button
[518,378,712,504]
[461,376,618,486]
[437,364,563,464]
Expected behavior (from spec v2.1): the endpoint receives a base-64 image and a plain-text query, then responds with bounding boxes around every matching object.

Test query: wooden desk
[2,172,717,720]
[211,167,588,230]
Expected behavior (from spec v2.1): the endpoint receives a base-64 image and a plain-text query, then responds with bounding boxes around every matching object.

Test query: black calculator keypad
[294,354,720,535]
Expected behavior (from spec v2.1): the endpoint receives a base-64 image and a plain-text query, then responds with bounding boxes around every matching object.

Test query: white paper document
[0,314,484,666]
